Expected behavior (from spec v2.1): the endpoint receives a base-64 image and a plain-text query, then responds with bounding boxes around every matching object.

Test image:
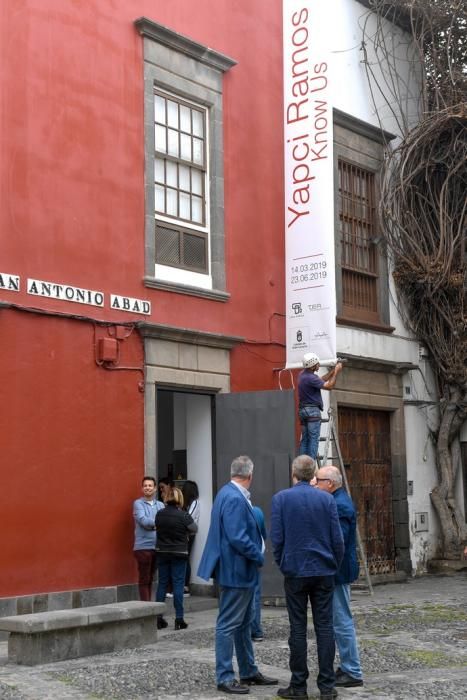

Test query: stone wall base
[0,584,139,641]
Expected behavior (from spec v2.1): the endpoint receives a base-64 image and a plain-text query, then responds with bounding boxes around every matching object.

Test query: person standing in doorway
[270,455,344,700]
[315,466,363,688]
[181,480,200,596]
[198,455,278,695]
[298,354,343,459]
[133,476,165,601]
[157,476,173,503]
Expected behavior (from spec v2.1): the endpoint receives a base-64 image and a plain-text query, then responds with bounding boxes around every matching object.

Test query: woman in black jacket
[155,486,197,629]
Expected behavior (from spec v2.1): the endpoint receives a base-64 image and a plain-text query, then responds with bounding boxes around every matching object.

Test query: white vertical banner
[283,1,336,368]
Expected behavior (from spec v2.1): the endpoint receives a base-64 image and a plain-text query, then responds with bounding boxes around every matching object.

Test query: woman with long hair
[155,486,197,630]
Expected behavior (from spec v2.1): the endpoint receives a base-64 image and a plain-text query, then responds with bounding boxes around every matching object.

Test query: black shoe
[251,635,264,642]
[217,679,250,695]
[277,686,308,699]
[320,690,338,700]
[335,671,363,687]
[174,618,188,630]
[156,616,168,629]
[240,671,278,686]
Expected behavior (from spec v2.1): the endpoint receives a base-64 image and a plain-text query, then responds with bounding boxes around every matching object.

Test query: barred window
[338,160,379,323]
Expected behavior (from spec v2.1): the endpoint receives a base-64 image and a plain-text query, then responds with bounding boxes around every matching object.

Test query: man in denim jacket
[133,476,164,601]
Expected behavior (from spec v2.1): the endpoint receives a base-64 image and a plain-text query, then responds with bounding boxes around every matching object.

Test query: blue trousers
[156,555,186,620]
[284,575,336,693]
[215,586,258,684]
[251,572,263,638]
[333,583,362,679]
[298,406,322,460]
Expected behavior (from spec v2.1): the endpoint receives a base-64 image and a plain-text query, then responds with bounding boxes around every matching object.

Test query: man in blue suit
[316,466,363,688]
[198,455,278,695]
[270,455,344,700]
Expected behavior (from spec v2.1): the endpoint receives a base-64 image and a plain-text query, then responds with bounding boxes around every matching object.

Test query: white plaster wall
[330,0,422,137]
[337,325,418,365]
[403,402,440,572]
[185,394,213,585]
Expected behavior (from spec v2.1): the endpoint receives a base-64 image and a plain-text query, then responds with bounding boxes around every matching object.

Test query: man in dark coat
[270,455,344,700]
[316,465,363,687]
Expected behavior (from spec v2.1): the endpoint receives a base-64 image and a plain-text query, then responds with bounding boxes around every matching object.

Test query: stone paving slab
[0,574,466,699]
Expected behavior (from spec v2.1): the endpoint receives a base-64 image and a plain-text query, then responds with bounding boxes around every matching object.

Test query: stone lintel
[138,321,244,350]
[134,17,237,72]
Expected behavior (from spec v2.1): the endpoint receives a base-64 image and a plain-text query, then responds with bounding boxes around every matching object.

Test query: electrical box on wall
[415,512,429,532]
[97,337,118,362]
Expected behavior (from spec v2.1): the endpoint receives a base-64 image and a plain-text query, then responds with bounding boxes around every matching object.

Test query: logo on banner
[290,326,309,352]
[291,302,303,317]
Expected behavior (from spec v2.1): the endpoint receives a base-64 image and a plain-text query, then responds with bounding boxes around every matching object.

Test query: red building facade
[1,0,288,602]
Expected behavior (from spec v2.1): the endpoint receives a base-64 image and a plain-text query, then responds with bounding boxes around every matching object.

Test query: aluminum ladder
[318,408,374,595]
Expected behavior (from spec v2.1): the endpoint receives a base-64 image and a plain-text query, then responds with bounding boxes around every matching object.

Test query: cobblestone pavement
[0,574,466,699]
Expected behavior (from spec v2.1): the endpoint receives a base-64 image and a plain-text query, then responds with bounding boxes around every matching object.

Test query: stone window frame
[333,109,395,333]
[135,17,237,301]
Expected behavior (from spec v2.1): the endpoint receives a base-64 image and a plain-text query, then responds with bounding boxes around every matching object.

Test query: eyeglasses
[315,478,331,482]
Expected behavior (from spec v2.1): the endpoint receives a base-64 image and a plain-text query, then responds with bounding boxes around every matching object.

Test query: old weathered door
[338,407,396,575]
[215,390,296,597]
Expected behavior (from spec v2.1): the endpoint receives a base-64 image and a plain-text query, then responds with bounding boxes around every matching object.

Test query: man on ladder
[298,353,343,460]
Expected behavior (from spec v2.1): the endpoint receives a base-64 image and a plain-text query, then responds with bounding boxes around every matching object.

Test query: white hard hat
[303,352,320,368]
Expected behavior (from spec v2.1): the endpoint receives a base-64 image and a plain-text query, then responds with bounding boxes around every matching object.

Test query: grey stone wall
[0,584,138,640]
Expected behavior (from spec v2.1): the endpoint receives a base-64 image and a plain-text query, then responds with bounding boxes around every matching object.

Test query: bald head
[316,465,342,493]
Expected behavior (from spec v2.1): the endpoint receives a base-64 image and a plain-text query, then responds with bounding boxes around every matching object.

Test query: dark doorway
[156,388,214,586]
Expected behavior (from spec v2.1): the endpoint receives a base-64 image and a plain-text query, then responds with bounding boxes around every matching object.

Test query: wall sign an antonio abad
[0,272,151,315]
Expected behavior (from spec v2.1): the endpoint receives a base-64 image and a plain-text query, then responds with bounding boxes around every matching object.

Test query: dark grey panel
[215,390,296,597]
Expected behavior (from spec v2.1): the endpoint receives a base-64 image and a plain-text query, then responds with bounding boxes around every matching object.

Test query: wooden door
[338,407,396,575]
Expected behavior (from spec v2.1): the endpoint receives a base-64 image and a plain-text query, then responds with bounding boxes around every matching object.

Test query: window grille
[338,160,379,322]
[155,224,207,273]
